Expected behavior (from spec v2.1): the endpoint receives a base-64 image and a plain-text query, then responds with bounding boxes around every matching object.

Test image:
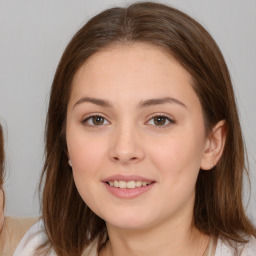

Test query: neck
[100,212,209,256]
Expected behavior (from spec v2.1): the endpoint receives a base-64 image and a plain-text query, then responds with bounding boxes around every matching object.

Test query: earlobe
[66,151,72,167]
[200,120,226,170]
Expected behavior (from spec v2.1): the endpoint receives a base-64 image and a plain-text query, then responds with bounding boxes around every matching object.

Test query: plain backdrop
[0,0,255,223]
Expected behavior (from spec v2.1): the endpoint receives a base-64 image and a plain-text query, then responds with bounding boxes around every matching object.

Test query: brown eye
[147,115,174,127]
[92,116,105,125]
[153,116,167,125]
[82,115,109,126]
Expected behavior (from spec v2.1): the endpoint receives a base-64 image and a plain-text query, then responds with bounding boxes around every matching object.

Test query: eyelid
[146,112,175,121]
[81,113,111,126]
[145,113,175,127]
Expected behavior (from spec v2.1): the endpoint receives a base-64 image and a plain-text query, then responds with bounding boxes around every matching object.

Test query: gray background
[0,0,255,223]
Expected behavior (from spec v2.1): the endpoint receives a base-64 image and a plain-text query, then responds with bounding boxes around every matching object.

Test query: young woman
[0,124,37,255]
[14,2,256,256]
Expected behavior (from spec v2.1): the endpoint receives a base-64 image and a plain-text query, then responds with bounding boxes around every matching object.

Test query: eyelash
[81,114,110,127]
[81,114,175,128]
[146,114,175,128]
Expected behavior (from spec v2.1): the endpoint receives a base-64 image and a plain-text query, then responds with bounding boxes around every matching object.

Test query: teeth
[119,181,126,189]
[114,180,119,187]
[108,180,151,189]
[136,181,142,187]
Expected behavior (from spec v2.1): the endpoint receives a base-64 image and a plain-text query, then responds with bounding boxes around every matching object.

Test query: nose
[109,124,145,165]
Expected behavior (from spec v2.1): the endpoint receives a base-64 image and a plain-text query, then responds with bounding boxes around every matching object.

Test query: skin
[0,189,4,230]
[66,43,226,256]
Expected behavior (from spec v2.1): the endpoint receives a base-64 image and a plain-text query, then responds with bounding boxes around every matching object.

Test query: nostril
[112,156,138,162]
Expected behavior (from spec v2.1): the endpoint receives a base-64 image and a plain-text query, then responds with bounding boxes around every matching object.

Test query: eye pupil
[154,116,166,125]
[93,116,104,125]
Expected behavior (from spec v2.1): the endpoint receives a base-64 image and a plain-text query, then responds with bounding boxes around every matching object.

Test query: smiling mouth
[106,180,153,189]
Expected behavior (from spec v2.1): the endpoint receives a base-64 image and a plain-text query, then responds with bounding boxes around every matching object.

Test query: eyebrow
[73,97,112,109]
[139,97,187,108]
[73,96,187,109]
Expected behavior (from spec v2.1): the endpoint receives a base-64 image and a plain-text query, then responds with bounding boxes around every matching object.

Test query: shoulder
[13,219,100,256]
[215,236,256,256]
[0,216,37,256]
[13,219,56,256]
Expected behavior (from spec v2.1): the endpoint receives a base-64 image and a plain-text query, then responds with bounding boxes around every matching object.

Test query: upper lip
[102,174,155,182]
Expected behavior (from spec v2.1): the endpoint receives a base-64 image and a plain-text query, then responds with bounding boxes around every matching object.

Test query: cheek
[148,131,205,183]
[67,128,107,175]
[71,142,103,174]
[66,131,108,202]
[148,135,204,214]
[68,138,103,210]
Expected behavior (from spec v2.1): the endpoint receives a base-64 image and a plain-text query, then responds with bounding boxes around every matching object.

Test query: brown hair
[40,2,256,255]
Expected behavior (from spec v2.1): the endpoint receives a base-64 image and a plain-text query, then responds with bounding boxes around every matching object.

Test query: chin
[103,210,156,230]
[108,220,151,230]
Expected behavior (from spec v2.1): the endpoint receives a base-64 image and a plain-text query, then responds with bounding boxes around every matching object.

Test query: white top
[13,220,256,256]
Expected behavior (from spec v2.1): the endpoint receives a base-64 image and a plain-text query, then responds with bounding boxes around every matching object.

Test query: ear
[66,152,72,167]
[200,120,226,170]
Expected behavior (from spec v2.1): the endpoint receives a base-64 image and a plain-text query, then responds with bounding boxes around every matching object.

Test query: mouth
[102,175,155,198]
[106,180,153,189]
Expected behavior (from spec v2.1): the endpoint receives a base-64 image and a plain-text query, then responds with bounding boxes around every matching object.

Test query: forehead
[75,43,191,76]
[72,43,191,90]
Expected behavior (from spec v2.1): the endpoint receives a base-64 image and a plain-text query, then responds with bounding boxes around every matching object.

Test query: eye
[147,115,174,127]
[82,115,110,126]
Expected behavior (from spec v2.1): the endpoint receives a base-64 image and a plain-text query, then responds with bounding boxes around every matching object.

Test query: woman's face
[66,43,209,230]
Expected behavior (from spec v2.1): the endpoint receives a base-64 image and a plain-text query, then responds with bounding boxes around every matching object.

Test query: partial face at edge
[0,189,3,231]
[0,126,4,231]
[66,43,225,230]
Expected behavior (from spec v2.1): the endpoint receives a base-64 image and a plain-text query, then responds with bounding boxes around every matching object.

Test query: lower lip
[103,182,154,199]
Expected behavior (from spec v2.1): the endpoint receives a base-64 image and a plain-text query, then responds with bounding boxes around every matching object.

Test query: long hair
[40,2,256,255]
